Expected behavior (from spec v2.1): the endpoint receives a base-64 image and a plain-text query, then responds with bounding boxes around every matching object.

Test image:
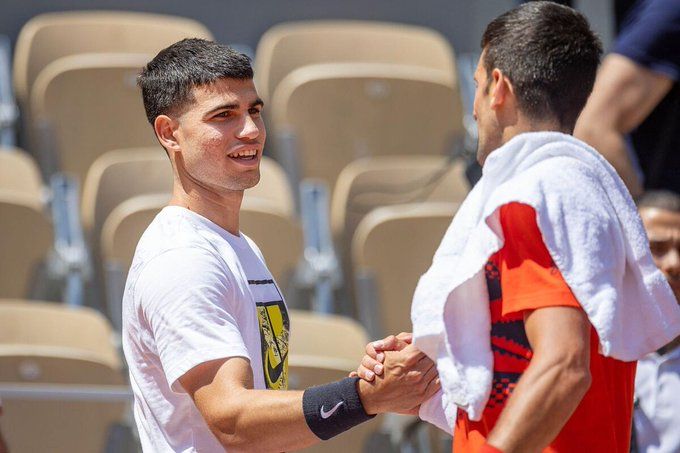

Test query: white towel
[413,131,680,425]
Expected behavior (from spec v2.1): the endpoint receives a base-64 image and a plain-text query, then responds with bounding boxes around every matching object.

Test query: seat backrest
[81,147,172,245]
[83,149,294,244]
[100,194,302,285]
[352,202,457,335]
[255,20,456,103]
[13,10,212,108]
[271,63,464,192]
[0,191,52,298]
[331,155,469,248]
[287,309,378,453]
[0,300,125,452]
[288,309,368,363]
[0,350,125,453]
[30,53,159,182]
[0,147,44,197]
[0,301,120,369]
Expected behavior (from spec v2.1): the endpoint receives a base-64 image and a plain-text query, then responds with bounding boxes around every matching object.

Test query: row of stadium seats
[1,12,469,450]
[1,145,467,337]
[0,299,391,453]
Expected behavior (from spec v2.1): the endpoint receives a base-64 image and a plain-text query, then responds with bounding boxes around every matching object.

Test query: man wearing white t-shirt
[123,38,440,452]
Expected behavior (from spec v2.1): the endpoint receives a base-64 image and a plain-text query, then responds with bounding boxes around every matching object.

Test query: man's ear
[490,68,513,110]
[154,115,180,153]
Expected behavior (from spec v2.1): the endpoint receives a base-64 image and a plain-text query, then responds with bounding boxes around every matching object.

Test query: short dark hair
[638,190,680,213]
[138,38,253,124]
[481,1,602,131]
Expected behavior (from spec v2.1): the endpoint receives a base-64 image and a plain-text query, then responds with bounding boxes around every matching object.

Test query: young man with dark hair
[633,190,680,453]
[123,38,440,452]
[357,3,680,452]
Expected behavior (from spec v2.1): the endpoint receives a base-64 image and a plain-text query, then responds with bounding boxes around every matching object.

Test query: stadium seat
[29,52,158,181]
[0,190,52,298]
[13,10,212,113]
[254,20,457,103]
[0,301,126,453]
[270,63,464,193]
[100,193,303,329]
[331,155,469,251]
[81,147,171,247]
[0,147,44,197]
[351,202,458,337]
[288,309,380,453]
[83,149,295,248]
[101,194,302,287]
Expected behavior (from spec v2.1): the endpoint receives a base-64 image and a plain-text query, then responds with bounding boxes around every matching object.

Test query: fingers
[348,371,358,378]
[362,354,384,376]
[357,364,375,381]
[396,332,413,344]
[421,367,441,401]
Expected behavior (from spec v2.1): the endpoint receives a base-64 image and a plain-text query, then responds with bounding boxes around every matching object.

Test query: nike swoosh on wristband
[320,401,344,419]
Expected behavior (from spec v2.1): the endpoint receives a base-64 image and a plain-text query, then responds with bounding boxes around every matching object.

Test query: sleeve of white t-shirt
[134,246,251,392]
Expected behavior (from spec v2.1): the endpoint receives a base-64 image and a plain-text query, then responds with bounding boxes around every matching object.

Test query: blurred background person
[633,190,680,453]
[576,0,680,199]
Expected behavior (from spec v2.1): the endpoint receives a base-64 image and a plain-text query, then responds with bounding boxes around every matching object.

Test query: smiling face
[640,207,680,302]
[172,77,265,194]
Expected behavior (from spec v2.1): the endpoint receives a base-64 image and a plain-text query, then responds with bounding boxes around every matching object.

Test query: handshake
[350,332,440,416]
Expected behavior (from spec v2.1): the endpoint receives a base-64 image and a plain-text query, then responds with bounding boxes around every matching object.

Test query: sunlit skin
[153,78,266,236]
[640,206,680,353]
[472,50,570,166]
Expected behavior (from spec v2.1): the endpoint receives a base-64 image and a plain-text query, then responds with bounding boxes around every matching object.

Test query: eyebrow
[205,98,264,116]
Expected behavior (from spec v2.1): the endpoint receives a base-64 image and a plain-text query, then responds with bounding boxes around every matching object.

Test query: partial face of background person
[168,77,265,195]
[640,205,680,302]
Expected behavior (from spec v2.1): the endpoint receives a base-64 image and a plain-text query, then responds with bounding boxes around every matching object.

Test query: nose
[237,114,261,141]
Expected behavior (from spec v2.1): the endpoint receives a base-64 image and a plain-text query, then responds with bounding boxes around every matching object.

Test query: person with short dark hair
[633,190,680,453]
[123,38,440,452]
[355,3,680,452]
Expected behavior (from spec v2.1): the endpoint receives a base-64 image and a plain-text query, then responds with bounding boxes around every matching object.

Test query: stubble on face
[174,78,266,196]
[473,53,503,166]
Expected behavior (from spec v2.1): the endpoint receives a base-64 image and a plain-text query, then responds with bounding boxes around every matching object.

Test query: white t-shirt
[122,206,289,452]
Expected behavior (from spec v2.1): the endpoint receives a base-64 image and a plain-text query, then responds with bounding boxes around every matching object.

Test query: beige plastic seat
[352,202,458,336]
[30,53,159,182]
[331,155,469,251]
[0,147,44,197]
[100,194,302,285]
[81,147,172,247]
[13,10,212,111]
[0,191,53,298]
[271,63,464,193]
[0,301,126,453]
[82,149,295,247]
[288,309,380,453]
[254,20,457,103]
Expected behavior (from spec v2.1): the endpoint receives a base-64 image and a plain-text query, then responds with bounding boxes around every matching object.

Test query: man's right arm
[180,344,439,453]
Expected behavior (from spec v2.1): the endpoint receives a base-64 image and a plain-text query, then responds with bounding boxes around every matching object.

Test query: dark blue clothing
[613,0,680,193]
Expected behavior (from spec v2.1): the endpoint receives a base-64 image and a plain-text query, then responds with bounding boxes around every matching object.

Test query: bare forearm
[574,122,642,197]
[210,389,318,453]
[486,361,591,452]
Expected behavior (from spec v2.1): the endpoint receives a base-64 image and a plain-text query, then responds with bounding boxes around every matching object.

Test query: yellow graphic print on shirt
[256,300,289,390]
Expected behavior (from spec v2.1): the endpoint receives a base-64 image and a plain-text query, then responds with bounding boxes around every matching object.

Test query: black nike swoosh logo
[267,351,288,385]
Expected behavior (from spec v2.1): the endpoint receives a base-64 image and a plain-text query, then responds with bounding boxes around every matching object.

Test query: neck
[500,115,571,145]
[170,176,243,236]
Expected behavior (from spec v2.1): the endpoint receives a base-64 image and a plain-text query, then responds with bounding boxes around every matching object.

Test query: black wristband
[302,377,375,440]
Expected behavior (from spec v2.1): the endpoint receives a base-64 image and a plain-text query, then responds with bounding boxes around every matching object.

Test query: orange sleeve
[498,202,581,317]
